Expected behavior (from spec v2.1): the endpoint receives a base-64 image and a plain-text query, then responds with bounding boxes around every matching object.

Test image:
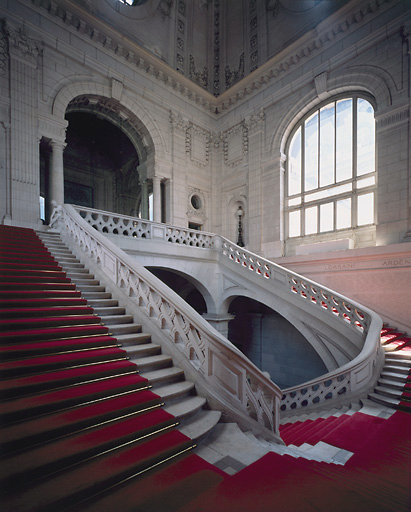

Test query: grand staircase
[1,224,410,512]
[0,225,222,511]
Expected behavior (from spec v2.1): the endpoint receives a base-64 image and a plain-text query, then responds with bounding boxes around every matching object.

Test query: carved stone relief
[225,53,245,89]
[189,55,208,89]
[6,23,42,68]
[187,186,207,223]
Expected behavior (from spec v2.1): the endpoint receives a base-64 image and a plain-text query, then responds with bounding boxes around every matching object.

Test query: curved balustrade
[51,204,282,437]
[69,205,383,415]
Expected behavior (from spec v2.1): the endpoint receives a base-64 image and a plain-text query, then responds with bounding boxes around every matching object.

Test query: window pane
[289,210,301,237]
[357,176,375,189]
[288,127,302,195]
[357,193,374,226]
[336,99,352,182]
[320,202,334,232]
[320,103,335,187]
[357,99,375,176]
[304,112,318,191]
[305,206,318,235]
[336,198,351,229]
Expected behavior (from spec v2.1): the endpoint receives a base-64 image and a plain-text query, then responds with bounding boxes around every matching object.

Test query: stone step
[165,395,207,421]
[87,299,119,308]
[178,410,222,443]
[76,285,106,293]
[70,278,100,286]
[383,365,409,375]
[380,370,408,382]
[102,315,134,326]
[67,273,96,280]
[108,323,143,336]
[368,392,400,408]
[384,350,411,361]
[378,377,407,390]
[132,354,173,372]
[140,366,184,386]
[61,262,86,270]
[81,291,112,300]
[385,357,411,368]
[123,343,161,359]
[374,386,403,400]
[114,332,151,345]
[155,380,195,402]
[93,306,126,316]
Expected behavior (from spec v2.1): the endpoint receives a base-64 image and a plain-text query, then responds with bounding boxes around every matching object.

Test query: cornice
[19,0,403,117]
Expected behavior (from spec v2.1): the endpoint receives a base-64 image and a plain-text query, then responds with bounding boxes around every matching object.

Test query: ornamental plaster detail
[38,115,68,143]
[28,0,394,113]
[189,55,208,89]
[187,186,207,222]
[6,23,42,68]
[225,53,245,90]
[213,0,220,97]
[375,106,409,132]
[0,21,7,76]
[186,124,211,167]
[222,121,249,167]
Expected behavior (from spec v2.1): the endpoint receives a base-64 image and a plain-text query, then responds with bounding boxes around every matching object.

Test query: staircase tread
[164,395,207,419]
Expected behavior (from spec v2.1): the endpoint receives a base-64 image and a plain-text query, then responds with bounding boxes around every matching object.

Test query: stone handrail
[71,205,384,414]
[50,204,283,438]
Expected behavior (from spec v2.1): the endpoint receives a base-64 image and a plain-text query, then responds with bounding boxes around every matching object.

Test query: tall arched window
[286,95,376,242]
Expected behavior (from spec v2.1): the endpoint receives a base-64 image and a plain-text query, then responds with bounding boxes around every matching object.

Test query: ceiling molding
[28,0,397,116]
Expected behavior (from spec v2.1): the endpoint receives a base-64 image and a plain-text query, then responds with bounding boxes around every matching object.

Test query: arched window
[286,95,376,242]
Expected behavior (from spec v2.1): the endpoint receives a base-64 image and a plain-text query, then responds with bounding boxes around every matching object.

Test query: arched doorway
[62,111,150,217]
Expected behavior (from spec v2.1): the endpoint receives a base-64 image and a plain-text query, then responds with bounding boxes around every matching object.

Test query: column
[152,175,161,223]
[202,313,235,339]
[140,179,149,219]
[49,140,66,207]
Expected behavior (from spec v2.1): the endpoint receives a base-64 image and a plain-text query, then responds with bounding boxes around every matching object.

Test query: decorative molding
[314,71,328,100]
[0,20,8,76]
[213,0,220,97]
[266,0,280,18]
[187,186,207,222]
[28,0,395,114]
[169,110,190,133]
[38,115,68,142]
[225,53,245,90]
[222,121,248,167]
[158,0,172,20]
[186,124,211,167]
[375,106,409,132]
[6,22,42,68]
[111,77,123,101]
[245,108,265,134]
[189,55,208,89]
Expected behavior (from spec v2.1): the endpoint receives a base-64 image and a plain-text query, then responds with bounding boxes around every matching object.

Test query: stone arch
[271,66,394,157]
[147,266,217,316]
[51,78,167,159]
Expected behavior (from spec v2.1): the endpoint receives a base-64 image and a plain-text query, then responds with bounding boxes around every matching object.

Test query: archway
[228,296,327,388]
